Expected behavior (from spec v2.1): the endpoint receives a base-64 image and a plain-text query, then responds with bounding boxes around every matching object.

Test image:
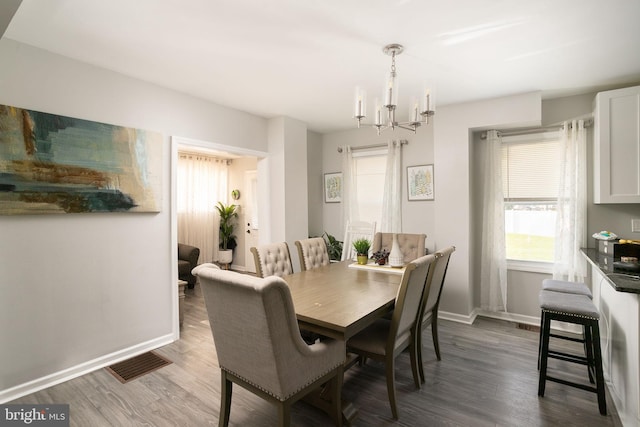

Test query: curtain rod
[337,139,408,153]
[480,118,593,140]
[178,150,232,163]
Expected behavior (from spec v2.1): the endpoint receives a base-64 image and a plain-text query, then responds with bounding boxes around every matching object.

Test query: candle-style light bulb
[354,86,367,119]
[410,97,420,123]
[374,98,383,126]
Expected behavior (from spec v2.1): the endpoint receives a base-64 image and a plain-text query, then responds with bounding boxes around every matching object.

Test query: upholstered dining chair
[341,221,377,261]
[346,254,438,420]
[295,237,330,271]
[371,232,427,263]
[194,265,346,427]
[416,246,455,383]
[250,242,294,278]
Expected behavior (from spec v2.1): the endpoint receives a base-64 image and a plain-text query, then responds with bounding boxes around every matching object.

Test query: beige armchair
[371,233,426,263]
[250,242,294,278]
[295,237,330,271]
[195,266,345,427]
[346,254,438,420]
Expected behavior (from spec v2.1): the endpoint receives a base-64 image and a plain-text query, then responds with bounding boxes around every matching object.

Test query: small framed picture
[324,172,342,203]
[407,164,434,201]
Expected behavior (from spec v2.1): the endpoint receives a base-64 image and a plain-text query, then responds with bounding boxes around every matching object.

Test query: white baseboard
[0,333,175,404]
[438,309,478,325]
[475,309,539,326]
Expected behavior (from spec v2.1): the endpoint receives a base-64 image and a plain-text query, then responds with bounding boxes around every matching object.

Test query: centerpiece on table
[352,238,371,265]
[371,249,390,265]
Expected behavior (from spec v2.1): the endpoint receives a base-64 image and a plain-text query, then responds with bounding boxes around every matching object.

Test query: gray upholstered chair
[416,246,455,382]
[194,265,345,427]
[250,242,294,278]
[295,237,330,271]
[346,254,438,420]
[371,232,426,263]
[178,243,200,288]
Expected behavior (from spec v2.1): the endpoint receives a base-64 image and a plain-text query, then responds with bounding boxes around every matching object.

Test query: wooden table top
[283,261,402,340]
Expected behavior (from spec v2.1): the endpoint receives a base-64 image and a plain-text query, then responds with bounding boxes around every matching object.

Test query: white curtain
[177,153,229,264]
[341,145,359,231]
[480,130,508,312]
[381,140,402,232]
[553,120,587,281]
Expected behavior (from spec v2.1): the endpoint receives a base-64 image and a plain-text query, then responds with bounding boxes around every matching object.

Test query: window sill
[507,259,553,274]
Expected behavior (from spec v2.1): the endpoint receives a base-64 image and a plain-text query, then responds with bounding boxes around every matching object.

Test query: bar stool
[542,278,592,298]
[538,279,593,370]
[538,290,607,415]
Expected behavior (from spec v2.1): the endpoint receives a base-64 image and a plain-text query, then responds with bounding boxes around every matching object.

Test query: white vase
[388,233,404,267]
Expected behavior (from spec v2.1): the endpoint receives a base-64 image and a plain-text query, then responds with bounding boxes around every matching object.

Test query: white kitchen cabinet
[594,85,640,203]
[590,264,640,426]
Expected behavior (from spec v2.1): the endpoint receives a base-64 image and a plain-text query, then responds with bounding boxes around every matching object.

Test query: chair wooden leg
[386,357,399,419]
[277,402,291,427]
[417,326,425,383]
[409,340,421,389]
[219,371,232,427]
[432,318,442,361]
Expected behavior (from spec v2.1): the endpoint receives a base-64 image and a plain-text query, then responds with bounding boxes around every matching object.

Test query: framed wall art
[324,172,342,203]
[407,164,434,201]
[0,104,162,214]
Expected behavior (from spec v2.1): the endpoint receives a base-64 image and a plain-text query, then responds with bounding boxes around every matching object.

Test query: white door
[244,170,259,273]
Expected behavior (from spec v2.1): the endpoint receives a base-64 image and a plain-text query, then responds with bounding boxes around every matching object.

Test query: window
[353,148,387,226]
[502,132,560,262]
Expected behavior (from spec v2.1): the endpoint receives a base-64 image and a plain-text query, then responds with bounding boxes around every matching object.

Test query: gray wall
[319,126,436,251]
[0,39,268,400]
[471,91,640,320]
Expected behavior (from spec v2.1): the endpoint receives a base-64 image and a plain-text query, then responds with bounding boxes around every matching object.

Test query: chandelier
[353,44,435,135]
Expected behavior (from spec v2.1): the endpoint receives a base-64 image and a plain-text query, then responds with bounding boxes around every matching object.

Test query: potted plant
[215,201,238,265]
[372,249,390,265]
[352,238,371,265]
[323,232,343,262]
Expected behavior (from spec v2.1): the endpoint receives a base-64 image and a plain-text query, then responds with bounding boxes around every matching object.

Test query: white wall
[320,125,436,250]
[307,130,323,237]
[267,116,309,272]
[0,39,268,401]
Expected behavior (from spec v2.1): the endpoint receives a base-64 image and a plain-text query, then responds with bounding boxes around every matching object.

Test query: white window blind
[501,132,560,201]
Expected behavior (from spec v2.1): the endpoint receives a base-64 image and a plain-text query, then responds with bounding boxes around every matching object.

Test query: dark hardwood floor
[12,282,622,426]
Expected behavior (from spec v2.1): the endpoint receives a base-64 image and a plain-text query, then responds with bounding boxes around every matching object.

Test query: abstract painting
[0,104,162,214]
[407,164,434,201]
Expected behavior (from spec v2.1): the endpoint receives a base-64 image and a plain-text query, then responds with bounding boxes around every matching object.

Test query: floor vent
[517,323,540,332]
[106,351,172,383]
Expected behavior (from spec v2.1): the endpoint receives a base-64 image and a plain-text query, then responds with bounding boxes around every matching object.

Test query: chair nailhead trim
[223,361,343,402]
[541,308,598,320]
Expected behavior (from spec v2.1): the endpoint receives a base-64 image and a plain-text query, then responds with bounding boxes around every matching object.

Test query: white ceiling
[4,0,640,133]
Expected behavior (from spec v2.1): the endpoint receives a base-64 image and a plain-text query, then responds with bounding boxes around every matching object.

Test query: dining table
[282,260,405,425]
[283,260,404,341]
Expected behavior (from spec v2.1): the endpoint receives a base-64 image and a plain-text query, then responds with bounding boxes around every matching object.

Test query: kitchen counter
[582,248,640,426]
[581,248,640,293]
